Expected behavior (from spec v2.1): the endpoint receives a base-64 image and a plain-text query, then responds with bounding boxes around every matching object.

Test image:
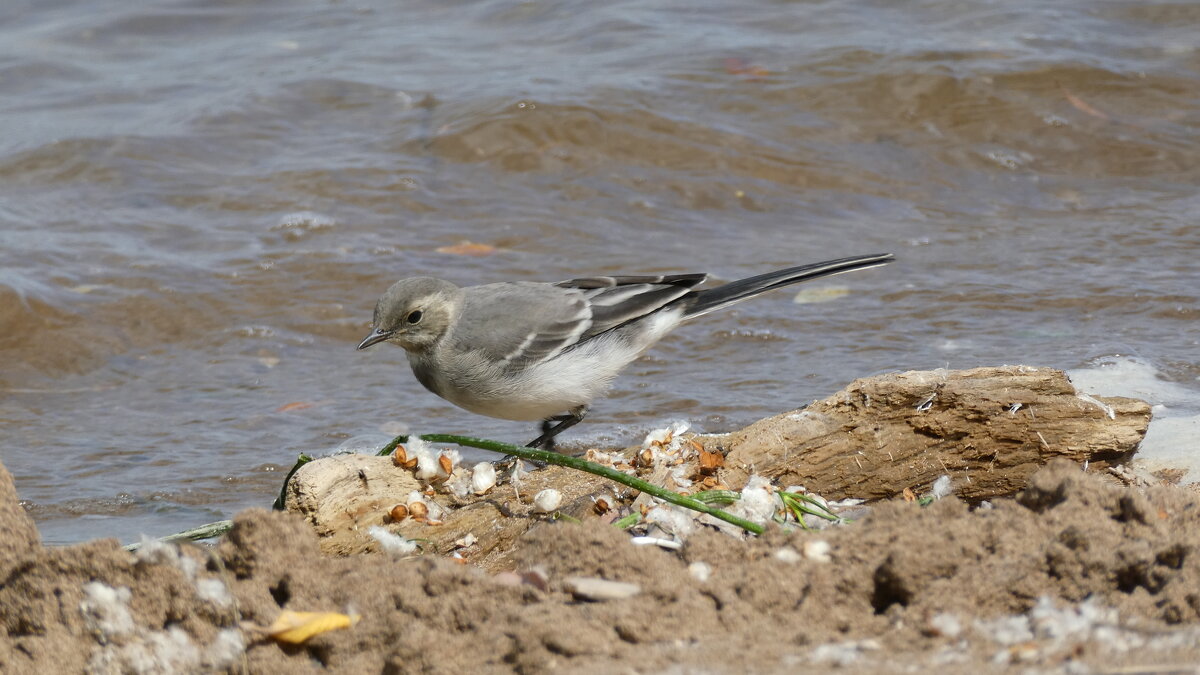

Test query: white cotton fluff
[407,436,440,481]
[369,526,418,556]
[445,469,473,499]
[195,578,232,608]
[930,474,953,500]
[82,582,246,674]
[204,630,246,669]
[134,537,199,580]
[773,547,802,564]
[688,561,712,583]
[641,421,690,453]
[732,475,777,524]
[803,540,833,563]
[645,504,698,539]
[81,582,135,641]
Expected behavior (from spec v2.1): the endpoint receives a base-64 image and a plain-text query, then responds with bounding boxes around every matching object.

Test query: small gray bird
[358,253,893,450]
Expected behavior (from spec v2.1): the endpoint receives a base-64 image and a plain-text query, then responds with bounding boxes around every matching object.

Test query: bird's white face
[357,277,461,353]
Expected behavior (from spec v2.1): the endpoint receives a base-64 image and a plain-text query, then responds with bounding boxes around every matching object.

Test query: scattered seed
[698,450,724,475]
[408,501,429,521]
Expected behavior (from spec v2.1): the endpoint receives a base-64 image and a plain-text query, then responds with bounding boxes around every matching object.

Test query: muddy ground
[1,457,1199,674]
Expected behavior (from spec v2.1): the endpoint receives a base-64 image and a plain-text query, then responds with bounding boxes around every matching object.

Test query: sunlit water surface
[2,0,1197,543]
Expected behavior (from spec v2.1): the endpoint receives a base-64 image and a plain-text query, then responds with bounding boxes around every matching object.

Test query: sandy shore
[2,455,1199,673]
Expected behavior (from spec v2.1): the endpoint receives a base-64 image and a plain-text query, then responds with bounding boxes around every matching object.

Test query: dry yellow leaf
[266,610,359,644]
[435,240,497,257]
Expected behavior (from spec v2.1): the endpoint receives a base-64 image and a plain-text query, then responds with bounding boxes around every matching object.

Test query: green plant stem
[613,512,642,529]
[378,434,766,535]
[779,491,841,528]
[273,454,313,511]
[123,520,234,551]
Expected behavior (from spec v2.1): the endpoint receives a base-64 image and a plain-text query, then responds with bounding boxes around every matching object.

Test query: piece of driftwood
[703,366,1151,501]
[285,366,1151,559]
[284,454,423,538]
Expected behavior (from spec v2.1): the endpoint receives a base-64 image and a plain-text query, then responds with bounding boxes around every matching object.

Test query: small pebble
[564,576,641,601]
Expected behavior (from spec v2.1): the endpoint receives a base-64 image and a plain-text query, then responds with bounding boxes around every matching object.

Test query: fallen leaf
[276,401,313,413]
[1062,89,1110,121]
[793,286,852,305]
[723,57,770,80]
[265,610,359,644]
[903,487,917,503]
[436,241,498,257]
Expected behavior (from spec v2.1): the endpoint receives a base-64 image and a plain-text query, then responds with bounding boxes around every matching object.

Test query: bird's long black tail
[684,253,895,319]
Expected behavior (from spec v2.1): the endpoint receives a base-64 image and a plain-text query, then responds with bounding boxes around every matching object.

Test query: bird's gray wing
[450,282,596,368]
[555,273,707,339]
[451,275,708,369]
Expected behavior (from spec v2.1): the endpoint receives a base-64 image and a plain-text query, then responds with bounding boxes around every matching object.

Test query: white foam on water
[1068,356,1200,483]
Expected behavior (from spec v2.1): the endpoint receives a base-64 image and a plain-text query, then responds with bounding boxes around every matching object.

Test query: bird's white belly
[409,308,683,421]
[412,331,656,421]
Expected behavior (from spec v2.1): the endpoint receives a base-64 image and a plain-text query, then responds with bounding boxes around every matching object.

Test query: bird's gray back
[447,282,593,368]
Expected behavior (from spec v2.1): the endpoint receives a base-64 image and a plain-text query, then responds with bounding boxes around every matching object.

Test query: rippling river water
[2,0,1198,543]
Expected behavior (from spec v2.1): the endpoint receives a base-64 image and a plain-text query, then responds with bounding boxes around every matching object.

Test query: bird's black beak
[357,328,394,350]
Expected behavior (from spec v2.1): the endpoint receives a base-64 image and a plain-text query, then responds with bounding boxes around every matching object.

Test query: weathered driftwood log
[286,366,1151,558]
[703,365,1150,501]
[285,454,422,539]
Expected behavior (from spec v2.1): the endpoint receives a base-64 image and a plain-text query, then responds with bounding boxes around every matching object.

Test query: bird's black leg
[526,406,588,452]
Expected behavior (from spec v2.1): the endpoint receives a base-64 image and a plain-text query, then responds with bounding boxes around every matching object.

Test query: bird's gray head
[357,277,463,353]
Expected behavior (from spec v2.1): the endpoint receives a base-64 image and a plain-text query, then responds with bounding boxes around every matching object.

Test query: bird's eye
[406,310,423,325]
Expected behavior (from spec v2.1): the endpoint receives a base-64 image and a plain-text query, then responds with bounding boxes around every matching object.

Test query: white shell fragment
[471,462,497,494]
[532,489,562,513]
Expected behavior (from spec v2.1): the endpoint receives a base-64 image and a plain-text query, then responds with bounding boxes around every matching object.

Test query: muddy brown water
[2,0,1198,544]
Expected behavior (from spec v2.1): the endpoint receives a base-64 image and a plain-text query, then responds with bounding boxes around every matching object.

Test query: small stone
[564,576,641,601]
[773,547,802,564]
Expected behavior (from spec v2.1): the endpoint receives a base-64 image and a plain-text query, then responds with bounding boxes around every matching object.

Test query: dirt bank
[2,458,1199,674]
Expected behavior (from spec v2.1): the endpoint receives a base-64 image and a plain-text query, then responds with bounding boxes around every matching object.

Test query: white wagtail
[358,253,893,450]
